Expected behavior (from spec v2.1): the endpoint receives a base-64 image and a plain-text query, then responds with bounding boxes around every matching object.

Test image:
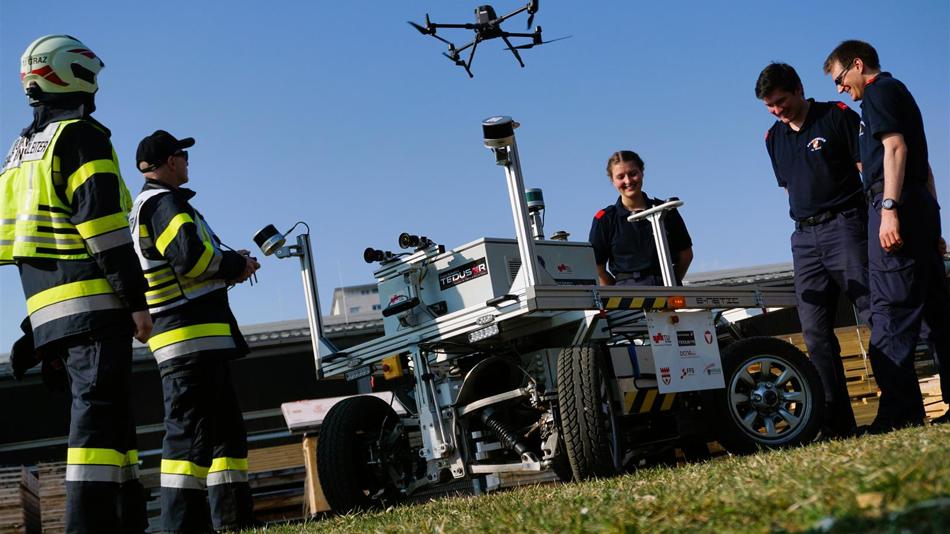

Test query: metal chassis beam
[321,284,797,377]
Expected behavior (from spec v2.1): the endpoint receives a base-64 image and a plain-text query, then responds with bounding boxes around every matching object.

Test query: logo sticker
[652,332,672,346]
[389,294,409,305]
[676,331,696,346]
[661,367,671,385]
[680,367,695,379]
[704,330,713,344]
[556,263,572,273]
[704,363,722,375]
[439,257,489,290]
[679,349,698,358]
[807,137,827,152]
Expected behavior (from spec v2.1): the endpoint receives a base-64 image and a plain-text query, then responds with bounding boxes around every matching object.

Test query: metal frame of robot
[310,116,799,472]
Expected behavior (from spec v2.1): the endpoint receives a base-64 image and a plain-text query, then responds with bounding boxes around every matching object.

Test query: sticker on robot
[660,367,671,385]
[439,257,489,290]
[679,349,698,358]
[680,367,695,380]
[704,330,714,344]
[651,332,672,346]
[676,330,696,346]
[704,363,722,376]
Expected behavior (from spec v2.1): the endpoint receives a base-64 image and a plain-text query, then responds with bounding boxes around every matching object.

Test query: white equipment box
[646,311,724,393]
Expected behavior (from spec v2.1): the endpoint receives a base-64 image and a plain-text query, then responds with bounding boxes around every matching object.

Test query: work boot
[931,411,950,425]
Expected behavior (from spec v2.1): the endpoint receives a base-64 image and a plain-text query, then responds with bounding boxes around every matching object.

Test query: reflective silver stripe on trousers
[161,473,207,490]
[207,469,249,486]
[29,293,124,328]
[85,228,133,253]
[30,293,125,328]
[152,336,236,364]
[66,464,122,483]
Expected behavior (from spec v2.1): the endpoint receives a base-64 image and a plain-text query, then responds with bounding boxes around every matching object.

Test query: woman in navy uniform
[588,150,693,286]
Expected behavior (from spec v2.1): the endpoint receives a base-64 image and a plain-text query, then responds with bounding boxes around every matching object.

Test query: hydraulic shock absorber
[480,409,534,461]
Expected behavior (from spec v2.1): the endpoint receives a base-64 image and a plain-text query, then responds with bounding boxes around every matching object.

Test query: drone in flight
[408,1,570,78]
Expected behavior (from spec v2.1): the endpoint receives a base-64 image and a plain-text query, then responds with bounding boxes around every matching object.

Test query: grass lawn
[253,424,949,533]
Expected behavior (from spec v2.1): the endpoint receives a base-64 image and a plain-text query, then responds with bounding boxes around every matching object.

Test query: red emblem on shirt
[835,101,849,110]
[594,209,606,220]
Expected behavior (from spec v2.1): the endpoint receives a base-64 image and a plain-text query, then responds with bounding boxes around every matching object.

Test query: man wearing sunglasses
[130,130,259,532]
[824,40,950,430]
[756,62,869,439]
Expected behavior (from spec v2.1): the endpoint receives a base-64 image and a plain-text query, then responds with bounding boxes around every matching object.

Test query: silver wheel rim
[727,355,813,444]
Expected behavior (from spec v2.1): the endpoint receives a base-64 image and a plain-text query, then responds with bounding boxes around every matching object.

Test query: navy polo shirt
[859,72,930,191]
[588,193,692,275]
[765,99,863,220]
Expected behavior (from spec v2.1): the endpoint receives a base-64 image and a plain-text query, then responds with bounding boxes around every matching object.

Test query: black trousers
[159,356,253,533]
[867,184,950,425]
[62,334,147,534]
[790,206,871,434]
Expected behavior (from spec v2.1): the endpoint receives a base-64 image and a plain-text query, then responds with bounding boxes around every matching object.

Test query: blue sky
[1,1,948,349]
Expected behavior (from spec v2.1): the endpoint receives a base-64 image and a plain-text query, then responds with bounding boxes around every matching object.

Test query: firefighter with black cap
[129,130,259,532]
[0,35,150,533]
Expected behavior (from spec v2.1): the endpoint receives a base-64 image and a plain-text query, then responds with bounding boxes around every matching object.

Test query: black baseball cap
[136,130,195,172]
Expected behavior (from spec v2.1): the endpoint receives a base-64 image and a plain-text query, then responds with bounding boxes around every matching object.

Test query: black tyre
[317,395,414,513]
[711,337,825,454]
[556,344,620,480]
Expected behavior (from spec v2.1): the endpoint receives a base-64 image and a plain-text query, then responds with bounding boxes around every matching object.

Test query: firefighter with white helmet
[2,35,150,533]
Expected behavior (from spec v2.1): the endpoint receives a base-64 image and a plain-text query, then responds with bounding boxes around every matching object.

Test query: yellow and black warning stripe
[604,296,667,310]
[623,389,677,415]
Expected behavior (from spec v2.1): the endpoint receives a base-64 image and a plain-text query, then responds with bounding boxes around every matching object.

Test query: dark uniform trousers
[62,333,147,534]
[790,205,870,434]
[160,356,253,533]
[867,183,950,425]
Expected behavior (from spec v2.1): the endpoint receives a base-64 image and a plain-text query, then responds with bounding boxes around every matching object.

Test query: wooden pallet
[35,463,65,534]
[780,326,946,425]
[0,466,40,534]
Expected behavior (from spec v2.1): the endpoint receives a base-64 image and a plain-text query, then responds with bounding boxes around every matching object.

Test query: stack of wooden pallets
[35,463,66,534]
[0,466,40,533]
[780,325,946,424]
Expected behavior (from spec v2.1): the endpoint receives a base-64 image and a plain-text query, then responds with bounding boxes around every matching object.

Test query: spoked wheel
[712,337,825,454]
[556,343,621,480]
[317,395,420,513]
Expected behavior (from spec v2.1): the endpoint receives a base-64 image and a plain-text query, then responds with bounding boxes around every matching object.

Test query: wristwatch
[881,198,900,210]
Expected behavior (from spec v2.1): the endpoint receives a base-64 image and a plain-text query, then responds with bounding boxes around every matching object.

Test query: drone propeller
[407,19,455,46]
[506,34,571,50]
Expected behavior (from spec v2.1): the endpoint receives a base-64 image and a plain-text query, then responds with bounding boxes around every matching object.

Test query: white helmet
[20,35,104,95]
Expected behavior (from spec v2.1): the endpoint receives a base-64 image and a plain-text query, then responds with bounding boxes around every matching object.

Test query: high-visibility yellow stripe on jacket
[147,323,236,364]
[0,119,135,334]
[129,188,226,314]
[0,119,133,261]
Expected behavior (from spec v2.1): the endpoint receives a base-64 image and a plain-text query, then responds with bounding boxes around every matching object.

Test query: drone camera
[253,224,287,256]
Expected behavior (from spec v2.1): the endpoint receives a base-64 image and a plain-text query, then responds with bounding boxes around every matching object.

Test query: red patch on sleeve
[836,101,849,110]
[594,209,606,220]
[764,130,770,140]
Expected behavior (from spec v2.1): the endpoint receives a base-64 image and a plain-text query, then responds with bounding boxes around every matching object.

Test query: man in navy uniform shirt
[589,150,693,287]
[824,40,950,428]
[756,63,869,437]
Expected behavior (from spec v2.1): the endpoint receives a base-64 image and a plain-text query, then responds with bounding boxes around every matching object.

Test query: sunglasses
[834,61,854,87]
